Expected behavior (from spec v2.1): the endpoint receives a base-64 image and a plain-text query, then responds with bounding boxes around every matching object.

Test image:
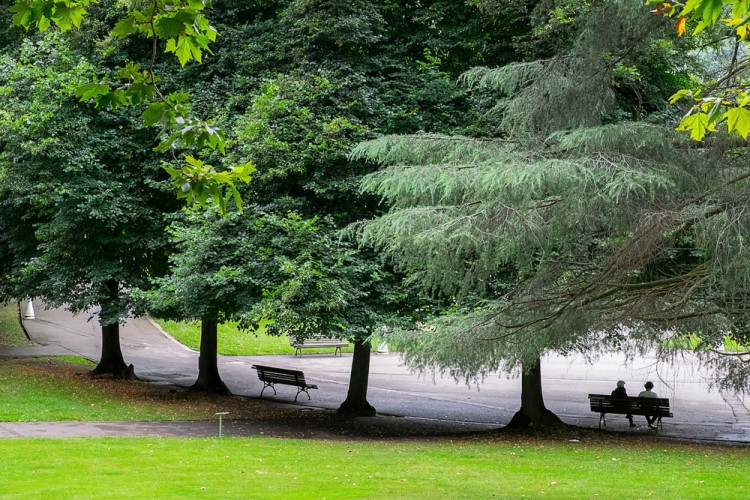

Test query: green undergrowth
[154,318,353,356]
[0,437,747,499]
[0,302,31,346]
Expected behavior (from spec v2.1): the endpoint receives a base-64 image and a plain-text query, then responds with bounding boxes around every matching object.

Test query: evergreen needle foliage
[352,0,750,395]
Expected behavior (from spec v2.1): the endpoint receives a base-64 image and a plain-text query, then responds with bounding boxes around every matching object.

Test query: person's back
[638,381,657,398]
[610,381,633,426]
[611,385,628,398]
[638,381,658,428]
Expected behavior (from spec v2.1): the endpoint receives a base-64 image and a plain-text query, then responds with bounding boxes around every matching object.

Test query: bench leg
[293,388,312,403]
[335,346,341,356]
[599,413,606,429]
[295,347,302,357]
[260,382,276,398]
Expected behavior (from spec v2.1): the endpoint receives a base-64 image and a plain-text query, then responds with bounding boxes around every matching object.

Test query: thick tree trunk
[505,357,565,429]
[90,280,136,380]
[337,339,376,416]
[90,321,136,379]
[191,319,231,395]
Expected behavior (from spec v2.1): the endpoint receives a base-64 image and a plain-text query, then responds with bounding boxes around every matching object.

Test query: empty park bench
[289,335,348,356]
[251,364,318,402]
[588,394,673,431]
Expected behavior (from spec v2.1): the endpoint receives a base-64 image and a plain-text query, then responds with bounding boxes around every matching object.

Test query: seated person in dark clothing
[611,380,635,427]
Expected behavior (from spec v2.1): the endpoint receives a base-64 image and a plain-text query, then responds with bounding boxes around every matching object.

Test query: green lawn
[0,358,221,421]
[0,302,31,346]
[0,437,747,499]
[1,353,747,499]
[154,318,353,356]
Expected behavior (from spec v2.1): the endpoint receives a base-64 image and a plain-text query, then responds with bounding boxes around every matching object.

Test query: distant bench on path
[588,394,673,431]
[289,336,348,356]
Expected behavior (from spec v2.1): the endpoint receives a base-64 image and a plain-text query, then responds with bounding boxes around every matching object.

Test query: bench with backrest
[588,394,673,430]
[251,364,318,402]
[289,335,348,356]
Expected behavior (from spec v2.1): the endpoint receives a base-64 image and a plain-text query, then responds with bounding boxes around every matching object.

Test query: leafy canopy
[650,0,750,139]
[7,0,249,212]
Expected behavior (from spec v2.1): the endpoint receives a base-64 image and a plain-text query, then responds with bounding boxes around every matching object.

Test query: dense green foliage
[353,0,750,398]
[651,0,750,140]
[4,0,750,413]
[0,34,176,325]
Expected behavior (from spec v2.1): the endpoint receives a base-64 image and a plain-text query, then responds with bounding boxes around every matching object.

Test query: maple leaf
[725,107,750,139]
[674,16,687,37]
[676,112,710,141]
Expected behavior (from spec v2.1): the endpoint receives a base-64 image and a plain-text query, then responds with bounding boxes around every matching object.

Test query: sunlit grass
[154,318,353,356]
[0,437,747,499]
[0,358,207,422]
[0,302,31,346]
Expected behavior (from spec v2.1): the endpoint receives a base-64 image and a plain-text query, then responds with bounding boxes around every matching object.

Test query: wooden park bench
[289,335,348,356]
[588,394,673,431]
[251,364,318,402]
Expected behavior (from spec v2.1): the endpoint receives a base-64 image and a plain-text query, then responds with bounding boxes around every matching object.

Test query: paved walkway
[2,301,749,443]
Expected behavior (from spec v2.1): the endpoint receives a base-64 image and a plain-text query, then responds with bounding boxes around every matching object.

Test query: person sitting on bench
[638,381,659,429]
[611,380,635,427]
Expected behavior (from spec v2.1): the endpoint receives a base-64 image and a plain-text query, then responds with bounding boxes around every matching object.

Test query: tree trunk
[90,281,136,379]
[337,339,376,416]
[505,357,565,429]
[190,319,231,395]
[90,321,136,379]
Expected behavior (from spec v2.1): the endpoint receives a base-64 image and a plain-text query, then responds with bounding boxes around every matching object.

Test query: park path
[1,300,749,442]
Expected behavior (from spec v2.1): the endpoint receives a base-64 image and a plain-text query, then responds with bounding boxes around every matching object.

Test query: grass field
[0,358,297,422]
[0,302,31,346]
[1,437,747,499]
[154,318,353,356]
[2,317,748,498]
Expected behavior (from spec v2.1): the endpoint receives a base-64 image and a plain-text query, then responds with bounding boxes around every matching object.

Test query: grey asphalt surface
[2,300,749,443]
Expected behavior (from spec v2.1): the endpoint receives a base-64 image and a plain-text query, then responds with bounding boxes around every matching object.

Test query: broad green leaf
[681,0,703,17]
[188,0,208,11]
[75,83,110,101]
[165,37,194,67]
[94,89,129,109]
[112,16,137,37]
[155,12,192,39]
[676,111,710,140]
[724,107,750,139]
[141,102,168,126]
[51,3,87,31]
[669,89,692,104]
[732,0,750,20]
[9,2,34,29]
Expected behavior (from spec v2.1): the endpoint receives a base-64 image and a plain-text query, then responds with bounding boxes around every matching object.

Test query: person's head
[616,380,625,388]
[644,381,654,390]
